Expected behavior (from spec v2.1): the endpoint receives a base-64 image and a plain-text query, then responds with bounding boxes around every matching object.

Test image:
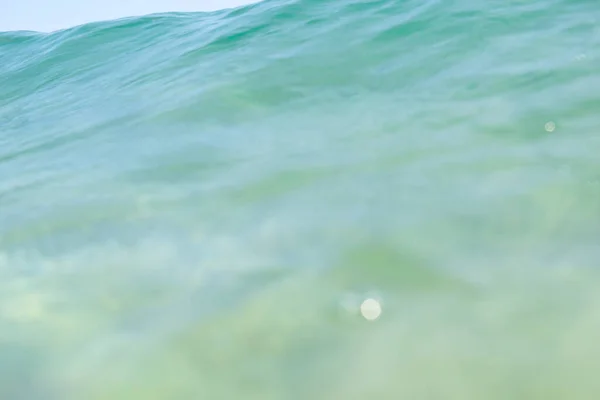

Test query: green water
[1,0,600,398]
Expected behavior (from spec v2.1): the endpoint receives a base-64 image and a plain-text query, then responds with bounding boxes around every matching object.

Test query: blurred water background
[1,0,600,398]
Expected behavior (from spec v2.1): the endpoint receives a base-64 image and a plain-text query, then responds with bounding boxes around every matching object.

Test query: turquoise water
[1,0,600,398]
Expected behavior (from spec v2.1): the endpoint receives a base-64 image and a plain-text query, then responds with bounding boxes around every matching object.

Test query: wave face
[1,0,600,398]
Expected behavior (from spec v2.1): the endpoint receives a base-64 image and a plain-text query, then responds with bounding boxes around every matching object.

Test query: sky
[0,0,259,32]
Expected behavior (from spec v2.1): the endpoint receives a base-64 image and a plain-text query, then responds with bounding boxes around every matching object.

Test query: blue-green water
[1,0,600,398]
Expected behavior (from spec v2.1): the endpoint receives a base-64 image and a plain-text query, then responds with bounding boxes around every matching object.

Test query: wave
[1,0,600,398]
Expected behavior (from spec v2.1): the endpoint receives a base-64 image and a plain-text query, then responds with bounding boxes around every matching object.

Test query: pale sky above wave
[0,0,259,32]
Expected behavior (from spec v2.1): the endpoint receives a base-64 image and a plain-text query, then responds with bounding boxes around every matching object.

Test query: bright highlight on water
[360,298,382,321]
[1,0,599,398]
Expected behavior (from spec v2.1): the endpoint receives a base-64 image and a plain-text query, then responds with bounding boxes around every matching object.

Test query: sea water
[1,0,600,398]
